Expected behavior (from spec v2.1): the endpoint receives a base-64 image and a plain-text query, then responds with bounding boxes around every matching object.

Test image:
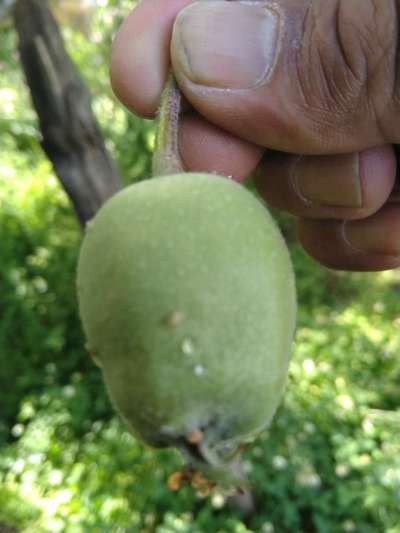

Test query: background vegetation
[0,1,399,531]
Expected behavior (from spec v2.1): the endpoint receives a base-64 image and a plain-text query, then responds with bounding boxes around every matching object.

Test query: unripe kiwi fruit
[77,172,296,485]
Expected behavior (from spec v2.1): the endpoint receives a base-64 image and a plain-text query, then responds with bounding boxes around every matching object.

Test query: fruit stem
[152,73,185,176]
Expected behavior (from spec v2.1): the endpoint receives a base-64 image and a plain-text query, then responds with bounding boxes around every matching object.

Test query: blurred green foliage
[0,1,399,532]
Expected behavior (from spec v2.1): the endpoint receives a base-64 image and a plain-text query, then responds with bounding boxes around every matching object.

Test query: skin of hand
[110,0,400,272]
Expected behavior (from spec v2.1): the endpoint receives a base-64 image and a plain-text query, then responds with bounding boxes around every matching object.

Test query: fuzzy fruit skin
[77,173,296,460]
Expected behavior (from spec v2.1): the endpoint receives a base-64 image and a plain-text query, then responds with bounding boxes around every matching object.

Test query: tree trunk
[0,523,17,533]
[13,0,122,226]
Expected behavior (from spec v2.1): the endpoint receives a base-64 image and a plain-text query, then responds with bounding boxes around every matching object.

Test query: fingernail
[293,154,363,208]
[344,211,400,255]
[173,1,280,89]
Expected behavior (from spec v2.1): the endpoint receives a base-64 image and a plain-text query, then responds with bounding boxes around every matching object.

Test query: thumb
[171,0,399,154]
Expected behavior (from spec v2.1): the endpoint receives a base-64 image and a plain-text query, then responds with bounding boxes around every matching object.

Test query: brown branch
[13,0,122,226]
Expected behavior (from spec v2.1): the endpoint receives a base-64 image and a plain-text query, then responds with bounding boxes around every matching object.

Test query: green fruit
[77,173,296,484]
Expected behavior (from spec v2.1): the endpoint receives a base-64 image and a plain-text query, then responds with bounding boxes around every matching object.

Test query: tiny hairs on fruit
[77,172,296,488]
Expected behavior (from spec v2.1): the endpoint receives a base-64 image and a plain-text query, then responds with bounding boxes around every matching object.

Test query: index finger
[110,0,195,118]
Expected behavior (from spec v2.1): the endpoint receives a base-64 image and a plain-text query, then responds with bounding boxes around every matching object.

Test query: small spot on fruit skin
[181,337,195,355]
[166,310,185,328]
[194,364,205,377]
[186,429,203,445]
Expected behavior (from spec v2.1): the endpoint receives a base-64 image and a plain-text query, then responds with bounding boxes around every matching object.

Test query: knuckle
[294,0,398,137]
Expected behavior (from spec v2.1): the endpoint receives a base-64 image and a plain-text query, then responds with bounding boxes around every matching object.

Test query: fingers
[298,205,400,271]
[255,144,398,271]
[110,0,195,118]
[171,0,400,153]
[110,0,263,179]
[179,112,263,181]
[255,145,396,220]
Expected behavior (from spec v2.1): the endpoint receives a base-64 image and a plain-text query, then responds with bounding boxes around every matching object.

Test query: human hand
[110,0,400,271]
